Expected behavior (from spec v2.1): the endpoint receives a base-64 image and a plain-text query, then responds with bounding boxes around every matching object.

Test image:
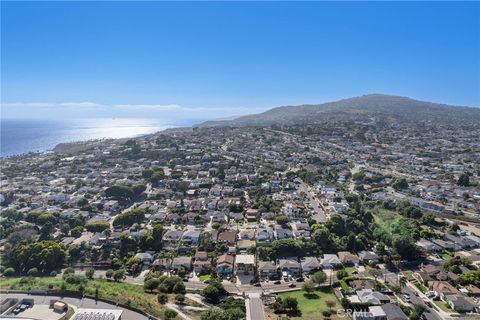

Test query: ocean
[0,118,184,157]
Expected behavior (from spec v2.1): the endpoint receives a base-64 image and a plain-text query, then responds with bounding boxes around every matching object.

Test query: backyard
[276,288,341,320]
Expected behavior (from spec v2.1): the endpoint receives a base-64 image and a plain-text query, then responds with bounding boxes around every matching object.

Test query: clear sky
[1,1,479,121]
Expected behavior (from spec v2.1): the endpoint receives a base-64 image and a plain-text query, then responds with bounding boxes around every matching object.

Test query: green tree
[157,293,168,304]
[113,208,145,227]
[126,257,142,272]
[144,278,161,292]
[105,185,134,200]
[105,269,114,279]
[311,270,327,285]
[457,173,470,187]
[173,281,186,294]
[85,268,95,279]
[368,268,383,281]
[201,307,229,320]
[283,296,299,312]
[77,197,89,207]
[175,293,185,304]
[165,309,178,320]
[70,226,84,238]
[202,280,226,303]
[275,215,289,226]
[392,178,409,191]
[27,267,39,276]
[14,240,66,272]
[113,269,125,282]
[302,280,315,293]
[336,269,348,280]
[85,221,110,233]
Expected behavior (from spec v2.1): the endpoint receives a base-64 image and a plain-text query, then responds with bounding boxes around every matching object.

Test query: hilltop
[197,94,480,127]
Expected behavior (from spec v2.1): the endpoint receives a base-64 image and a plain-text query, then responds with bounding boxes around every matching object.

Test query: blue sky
[1,1,479,121]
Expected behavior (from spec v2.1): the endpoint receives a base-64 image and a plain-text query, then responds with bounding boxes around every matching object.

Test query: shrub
[63,267,75,275]
[50,271,57,277]
[157,293,168,304]
[27,267,39,276]
[336,269,348,280]
[165,309,178,320]
[105,269,114,279]
[3,267,15,276]
[175,294,185,304]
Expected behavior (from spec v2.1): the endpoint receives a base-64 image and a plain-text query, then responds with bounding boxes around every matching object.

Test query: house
[217,230,237,245]
[351,289,390,305]
[172,256,192,271]
[358,251,380,264]
[338,251,360,265]
[444,294,477,312]
[381,303,408,320]
[258,261,278,279]
[103,200,119,212]
[152,258,172,271]
[256,227,273,245]
[238,228,256,240]
[354,306,386,320]
[420,264,446,281]
[162,230,183,248]
[134,252,154,265]
[321,254,341,269]
[301,257,322,274]
[237,239,256,251]
[278,259,302,276]
[292,222,311,239]
[432,239,457,251]
[245,209,258,222]
[413,271,433,284]
[181,229,201,245]
[465,284,480,296]
[217,254,235,277]
[235,254,255,275]
[416,239,442,252]
[350,279,376,291]
[193,251,211,274]
[428,281,460,298]
[274,227,293,240]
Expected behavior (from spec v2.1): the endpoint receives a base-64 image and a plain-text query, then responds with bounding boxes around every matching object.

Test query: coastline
[0,118,197,158]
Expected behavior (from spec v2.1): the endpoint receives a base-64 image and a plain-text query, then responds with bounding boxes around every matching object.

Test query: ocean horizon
[0,117,196,157]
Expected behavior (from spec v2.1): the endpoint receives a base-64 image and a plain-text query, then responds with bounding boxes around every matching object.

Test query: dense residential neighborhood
[0,114,479,320]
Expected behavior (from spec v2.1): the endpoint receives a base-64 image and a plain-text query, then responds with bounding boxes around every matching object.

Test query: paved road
[384,272,444,320]
[246,293,265,320]
[297,181,327,223]
[2,293,148,320]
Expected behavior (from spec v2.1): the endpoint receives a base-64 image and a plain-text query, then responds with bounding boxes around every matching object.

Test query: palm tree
[399,276,407,289]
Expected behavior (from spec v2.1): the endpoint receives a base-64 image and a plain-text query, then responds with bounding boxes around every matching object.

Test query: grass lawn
[344,267,357,275]
[402,271,414,281]
[434,301,452,313]
[0,277,168,318]
[374,209,400,226]
[339,280,350,292]
[414,283,428,293]
[278,288,341,320]
[198,274,211,282]
[442,251,453,260]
